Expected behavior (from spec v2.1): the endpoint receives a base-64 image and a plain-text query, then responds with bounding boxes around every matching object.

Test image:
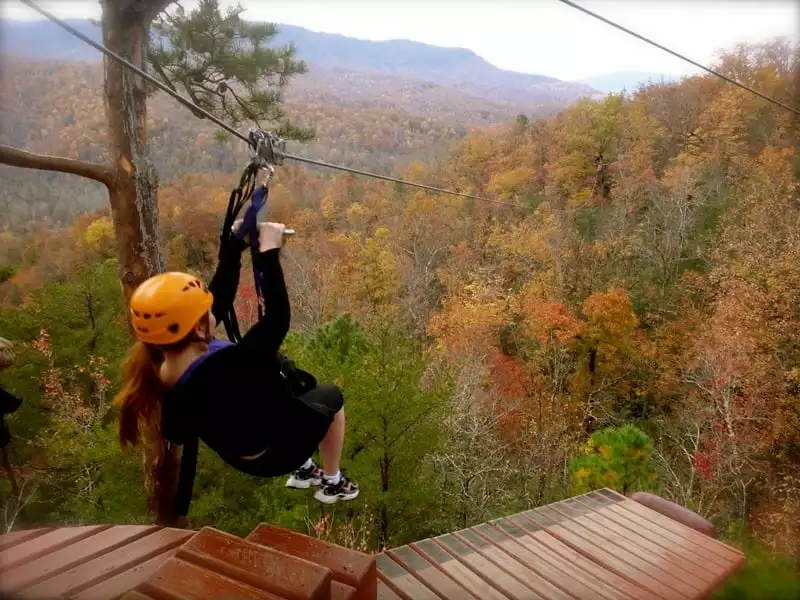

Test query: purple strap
[173,339,233,391]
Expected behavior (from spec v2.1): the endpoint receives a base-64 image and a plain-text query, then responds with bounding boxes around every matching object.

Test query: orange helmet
[129,272,213,345]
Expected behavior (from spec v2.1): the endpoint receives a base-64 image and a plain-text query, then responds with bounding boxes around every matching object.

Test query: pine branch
[0,144,114,187]
[141,0,176,23]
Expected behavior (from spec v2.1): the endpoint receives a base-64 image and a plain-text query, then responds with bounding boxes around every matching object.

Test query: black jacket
[161,241,319,517]
[0,386,22,449]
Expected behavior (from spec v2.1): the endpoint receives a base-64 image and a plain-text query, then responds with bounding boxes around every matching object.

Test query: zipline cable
[19,0,520,207]
[556,0,800,117]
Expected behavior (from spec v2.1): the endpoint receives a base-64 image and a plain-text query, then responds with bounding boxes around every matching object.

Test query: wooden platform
[0,489,745,600]
[0,523,376,600]
[378,489,745,600]
[0,524,193,599]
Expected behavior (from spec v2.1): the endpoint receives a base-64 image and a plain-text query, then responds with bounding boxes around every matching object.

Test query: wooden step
[124,526,334,600]
[247,523,377,600]
[332,580,358,600]
[127,557,283,600]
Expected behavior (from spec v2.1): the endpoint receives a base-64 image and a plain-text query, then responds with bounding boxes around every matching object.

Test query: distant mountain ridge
[575,71,679,94]
[0,19,601,112]
[270,24,601,106]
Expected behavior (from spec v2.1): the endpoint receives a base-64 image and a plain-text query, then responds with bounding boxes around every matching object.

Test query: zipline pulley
[248,128,286,168]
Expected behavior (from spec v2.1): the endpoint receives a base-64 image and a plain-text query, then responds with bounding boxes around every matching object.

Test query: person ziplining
[114,161,359,526]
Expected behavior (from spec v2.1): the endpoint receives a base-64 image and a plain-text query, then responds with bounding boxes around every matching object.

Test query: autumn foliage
[1,38,799,564]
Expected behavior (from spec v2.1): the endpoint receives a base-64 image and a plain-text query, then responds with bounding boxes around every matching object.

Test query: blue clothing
[174,339,233,390]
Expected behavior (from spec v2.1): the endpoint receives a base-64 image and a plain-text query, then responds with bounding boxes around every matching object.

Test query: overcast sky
[2,0,797,80]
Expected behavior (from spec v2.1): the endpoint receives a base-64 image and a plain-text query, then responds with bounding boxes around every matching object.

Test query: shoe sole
[313,488,360,504]
[286,477,322,489]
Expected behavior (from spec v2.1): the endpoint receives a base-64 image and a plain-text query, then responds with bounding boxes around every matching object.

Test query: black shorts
[226,384,343,478]
[299,383,344,420]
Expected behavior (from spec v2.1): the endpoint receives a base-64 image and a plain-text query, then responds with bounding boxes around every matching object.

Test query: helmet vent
[138,327,149,333]
[155,312,165,318]
[182,285,191,292]
[133,310,141,317]
[167,323,181,334]
[143,313,152,320]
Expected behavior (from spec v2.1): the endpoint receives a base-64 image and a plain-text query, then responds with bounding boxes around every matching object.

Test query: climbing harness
[218,129,289,343]
[215,130,316,396]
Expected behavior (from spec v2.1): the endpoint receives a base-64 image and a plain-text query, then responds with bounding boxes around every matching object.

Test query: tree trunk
[379,415,390,549]
[583,346,598,436]
[0,0,179,524]
[101,4,164,298]
[101,2,176,524]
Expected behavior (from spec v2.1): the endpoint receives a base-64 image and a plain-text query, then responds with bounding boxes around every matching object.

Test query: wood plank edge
[2,524,117,572]
[386,547,476,600]
[176,545,331,600]
[547,503,708,598]
[0,528,54,552]
[519,511,672,600]
[58,529,194,598]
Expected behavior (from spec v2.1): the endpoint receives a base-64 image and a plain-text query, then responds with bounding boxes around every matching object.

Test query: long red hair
[114,315,210,524]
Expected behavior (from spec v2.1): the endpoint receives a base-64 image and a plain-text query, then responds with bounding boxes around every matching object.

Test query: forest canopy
[0,21,798,595]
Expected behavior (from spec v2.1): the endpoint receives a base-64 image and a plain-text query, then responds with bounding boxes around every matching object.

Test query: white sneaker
[285,462,323,489]
[313,475,360,504]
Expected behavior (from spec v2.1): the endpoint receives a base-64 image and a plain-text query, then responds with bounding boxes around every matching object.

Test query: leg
[286,384,359,504]
[285,384,344,490]
[284,407,345,489]
[319,407,345,476]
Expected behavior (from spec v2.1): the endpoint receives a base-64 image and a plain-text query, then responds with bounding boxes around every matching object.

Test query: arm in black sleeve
[237,249,290,357]
[208,236,249,325]
[172,436,198,518]
[0,386,22,416]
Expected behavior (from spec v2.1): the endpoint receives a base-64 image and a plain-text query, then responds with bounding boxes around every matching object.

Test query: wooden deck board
[476,521,623,600]
[377,579,404,600]
[1,525,112,571]
[435,532,546,600]
[1,488,745,600]
[22,528,193,599]
[0,527,53,551]
[376,489,746,600]
[0,526,191,600]
[388,544,481,600]
[543,504,708,596]
[410,537,511,600]
[508,518,659,600]
[454,527,572,600]
[375,553,441,600]
[5,525,158,594]
[70,548,181,600]
[575,495,719,571]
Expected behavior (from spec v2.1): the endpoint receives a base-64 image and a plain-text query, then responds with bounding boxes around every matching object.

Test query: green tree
[149,0,314,140]
[570,424,658,494]
[284,315,452,549]
[0,0,313,522]
[0,259,141,531]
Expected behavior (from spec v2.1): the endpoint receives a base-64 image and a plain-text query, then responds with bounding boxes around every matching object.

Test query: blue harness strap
[234,184,268,322]
[173,339,233,391]
[220,161,270,343]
